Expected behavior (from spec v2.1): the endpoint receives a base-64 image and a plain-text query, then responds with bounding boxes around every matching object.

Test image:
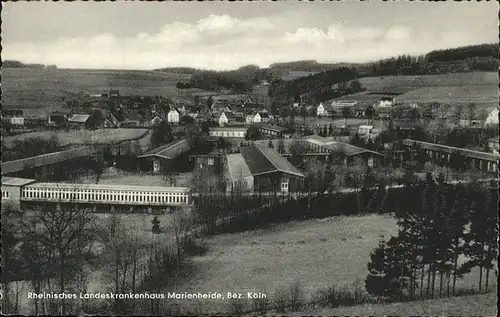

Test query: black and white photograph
[1,1,498,315]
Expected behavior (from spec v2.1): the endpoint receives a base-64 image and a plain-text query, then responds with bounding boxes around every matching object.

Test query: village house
[403,139,499,173]
[151,115,164,127]
[353,104,376,118]
[2,109,25,126]
[47,112,67,128]
[255,124,293,139]
[377,97,395,107]
[68,114,91,129]
[167,108,180,124]
[358,125,374,135]
[218,111,237,126]
[297,135,383,167]
[137,139,190,173]
[104,112,120,128]
[188,150,225,173]
[225,144,305,194]
[252,112,262,124]
[209,127,248,138]
[484,107,499,126]
[376,107,392,119]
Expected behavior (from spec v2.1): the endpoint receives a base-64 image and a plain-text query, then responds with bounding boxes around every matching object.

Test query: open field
[168,214,397,311]
[1,68,192,116]
[170,213,495,313]
[2,128,148,148]
[293,293,497,316]
[357,71,497,94]
[396,84,498,109]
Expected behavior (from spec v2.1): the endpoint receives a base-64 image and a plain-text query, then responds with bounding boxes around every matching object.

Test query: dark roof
[223,112,236,119]
[403,139,500,162]
[240,145,304,177]
[243,102,262,109]
[1,146,103,175]
[137,139,189,159]
[254,124,289,133]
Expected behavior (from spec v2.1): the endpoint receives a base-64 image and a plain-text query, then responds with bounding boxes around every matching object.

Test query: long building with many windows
[1,177,191,212]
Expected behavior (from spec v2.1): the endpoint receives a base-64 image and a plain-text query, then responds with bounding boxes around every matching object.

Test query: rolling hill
[1,68,191,116]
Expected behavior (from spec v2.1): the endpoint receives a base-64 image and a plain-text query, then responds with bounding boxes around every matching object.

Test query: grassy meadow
[165,213,496,313]
[357,71,497,94]
[294,293,497,316]
[1,68,191,116]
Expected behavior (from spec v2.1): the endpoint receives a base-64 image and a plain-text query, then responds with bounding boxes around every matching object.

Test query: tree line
[366,174,497,301]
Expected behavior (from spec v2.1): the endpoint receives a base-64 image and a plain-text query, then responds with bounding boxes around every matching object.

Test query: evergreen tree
[151,216,161,234]
[448,185,470,295]
[328,123,333,136]
[365,237,413,299]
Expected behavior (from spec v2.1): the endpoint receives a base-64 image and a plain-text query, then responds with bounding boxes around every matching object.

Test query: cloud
[2,13,496,70]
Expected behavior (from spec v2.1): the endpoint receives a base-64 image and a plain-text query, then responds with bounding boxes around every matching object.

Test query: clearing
[1,68,192,116]
[357,71,497,94]
[169,213,496,313]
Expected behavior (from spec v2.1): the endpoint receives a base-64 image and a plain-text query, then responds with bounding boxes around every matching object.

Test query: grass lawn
[3,128,148,148]
[77,168,193,187]
[167,213,496,313]
[396,84,498,108]
[1,68,192,114]
[294,293,497,316]
[357,72,497,94]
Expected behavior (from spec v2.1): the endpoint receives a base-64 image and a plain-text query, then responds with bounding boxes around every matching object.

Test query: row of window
[21,188,189,204]
[2,190,9,199]
[210,131,246,137]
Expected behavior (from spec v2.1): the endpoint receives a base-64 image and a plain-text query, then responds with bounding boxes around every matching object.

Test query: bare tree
[21,204,95,315]
[168,209,194,271]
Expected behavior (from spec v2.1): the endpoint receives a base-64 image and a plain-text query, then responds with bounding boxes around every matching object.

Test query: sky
[2,1,498,70]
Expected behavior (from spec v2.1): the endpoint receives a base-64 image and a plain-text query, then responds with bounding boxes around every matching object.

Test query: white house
[316,103,328,116]
[252,112,262,124]
[485,107,499,126]
[245,114,255,125]
[218,112,236,127]
[167,109,180,123]
[219,112,229,126]
[358,125,374,135]
[9,116,25,126]
[378,97,395,107]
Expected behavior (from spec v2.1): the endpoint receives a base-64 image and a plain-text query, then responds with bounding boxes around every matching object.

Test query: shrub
[228,298,248,315]
[273,281,305,313]
[182,237,208,256]
[251,296,270,314]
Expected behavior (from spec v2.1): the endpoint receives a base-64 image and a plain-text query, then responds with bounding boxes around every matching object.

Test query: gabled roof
[403,139,500,162]
[226,153,253,181]
[221,112,236,119]
[68,114,91,123]
[1,176,36,187]
[137,139,188,160]
[243,102,262,109]
[240,145,305,178]
[1,145,103,175]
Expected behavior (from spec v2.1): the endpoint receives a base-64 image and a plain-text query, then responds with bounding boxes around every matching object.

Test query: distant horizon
[4,41,497,73]
[3,1,497,70]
